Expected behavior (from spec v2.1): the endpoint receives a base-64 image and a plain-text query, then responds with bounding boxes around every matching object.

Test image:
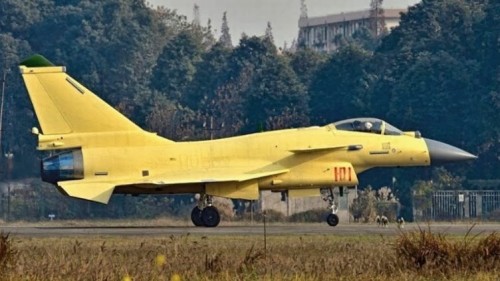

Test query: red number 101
[334,167,352,182]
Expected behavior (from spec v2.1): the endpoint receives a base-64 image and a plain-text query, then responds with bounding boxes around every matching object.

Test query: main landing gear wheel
[191,194,221,227]
[326,213,339,227]
[201,206,221,227]
[191,207,204,227]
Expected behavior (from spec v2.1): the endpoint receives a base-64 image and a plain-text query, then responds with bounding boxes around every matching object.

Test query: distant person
[397,217,405,229]
[381,215,388,228]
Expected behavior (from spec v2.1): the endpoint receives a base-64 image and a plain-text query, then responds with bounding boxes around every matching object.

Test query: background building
[298,8,405,52]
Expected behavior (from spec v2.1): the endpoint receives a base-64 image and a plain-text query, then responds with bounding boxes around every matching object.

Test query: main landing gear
[322,187,339,227]
[191,194,221,227]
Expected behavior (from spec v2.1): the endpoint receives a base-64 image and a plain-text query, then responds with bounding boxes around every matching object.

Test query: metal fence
[414,190,500,221]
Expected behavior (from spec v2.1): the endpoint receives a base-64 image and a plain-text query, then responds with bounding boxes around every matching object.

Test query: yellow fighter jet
[19,54,476,227]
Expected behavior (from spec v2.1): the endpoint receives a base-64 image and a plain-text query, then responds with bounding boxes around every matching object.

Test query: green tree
[219,11,232,48]
[388,51,480,142]
[145,93,198,141]
[20,0,188,128]
[287,48,328,88]
[370,0,496,178]
[0,34,34,179]
[372,0,484,116]
[369,0,386,37]
[228,36,309,132]
[150,26,211,101]
[0,0,50,38]
[350,26,381,51]
[247,54,309,131]
[183,42,245,139]
[192,4,200,26]
[470,1,500,178]
[265,21,274,45]
[184,42,232,109]
[309,45,374,124]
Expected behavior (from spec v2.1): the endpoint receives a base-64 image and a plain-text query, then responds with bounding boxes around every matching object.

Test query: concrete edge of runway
[0,222,498,237]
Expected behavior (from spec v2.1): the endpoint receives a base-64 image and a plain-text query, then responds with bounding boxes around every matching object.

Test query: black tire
[201,206,221,227]
[191,206,204,226]
[326,213,339,227]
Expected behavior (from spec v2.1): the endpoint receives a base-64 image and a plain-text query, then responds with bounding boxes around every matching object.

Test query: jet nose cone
[424,138,477,164]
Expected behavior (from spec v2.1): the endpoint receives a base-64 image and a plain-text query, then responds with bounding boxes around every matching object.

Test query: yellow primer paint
[19,59,432,204]
[206,180,260,200]
[288,188,320,198]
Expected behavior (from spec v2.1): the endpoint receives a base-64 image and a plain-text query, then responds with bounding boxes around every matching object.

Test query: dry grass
[396,226,500,277]
[0,233,15,276]
[0,229,498,281]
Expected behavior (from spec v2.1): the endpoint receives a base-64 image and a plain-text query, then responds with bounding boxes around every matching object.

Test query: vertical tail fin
[19,54,141,135]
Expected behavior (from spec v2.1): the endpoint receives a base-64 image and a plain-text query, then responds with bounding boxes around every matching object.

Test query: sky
[148,0,421,47]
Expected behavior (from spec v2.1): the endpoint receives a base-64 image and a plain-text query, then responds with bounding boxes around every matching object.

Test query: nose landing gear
[322,187,339,227]
[191,194,221,227]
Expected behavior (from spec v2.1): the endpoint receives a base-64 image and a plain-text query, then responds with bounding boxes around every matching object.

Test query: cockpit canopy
[332,118,403,135]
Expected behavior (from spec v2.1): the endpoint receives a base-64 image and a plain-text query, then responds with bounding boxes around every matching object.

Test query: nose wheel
[191,194,221,227]
[322,187,339,227]
[326,213,339,226]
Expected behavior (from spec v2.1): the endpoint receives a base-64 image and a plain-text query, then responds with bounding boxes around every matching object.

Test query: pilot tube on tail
[42,149,84,184]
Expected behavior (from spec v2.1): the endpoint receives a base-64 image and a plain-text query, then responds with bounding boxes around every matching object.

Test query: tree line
[0,0,498,220]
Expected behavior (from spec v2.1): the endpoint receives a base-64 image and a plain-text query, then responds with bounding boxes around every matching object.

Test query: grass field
[0,226,498,281]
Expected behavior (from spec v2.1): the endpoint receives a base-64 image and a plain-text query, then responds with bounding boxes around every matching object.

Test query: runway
[1,223,498,237]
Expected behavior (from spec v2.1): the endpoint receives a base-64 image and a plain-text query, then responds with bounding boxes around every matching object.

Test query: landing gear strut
[190,194,221,227]
[322,188,339,227]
